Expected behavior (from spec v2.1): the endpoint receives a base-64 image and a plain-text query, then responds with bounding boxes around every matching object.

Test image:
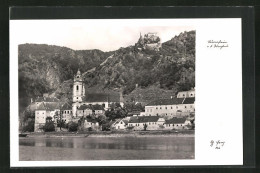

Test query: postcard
[10,18,242,167]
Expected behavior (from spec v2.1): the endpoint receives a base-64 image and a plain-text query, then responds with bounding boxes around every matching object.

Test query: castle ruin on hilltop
[135,32,162,51]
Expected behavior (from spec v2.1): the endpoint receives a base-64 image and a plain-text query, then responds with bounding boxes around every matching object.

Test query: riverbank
[21,130,194,138]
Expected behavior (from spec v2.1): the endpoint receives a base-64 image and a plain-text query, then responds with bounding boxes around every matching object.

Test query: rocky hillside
[19,30,195,114]
[18,44,113,111]
[84,30,195,95]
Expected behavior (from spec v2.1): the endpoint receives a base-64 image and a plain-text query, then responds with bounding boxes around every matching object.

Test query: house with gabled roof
[111,118,129,130]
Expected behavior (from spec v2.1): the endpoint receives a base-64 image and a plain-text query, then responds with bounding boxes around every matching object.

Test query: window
[185,106,187,108]
[176,106,178,109]
[76,85,79,90]
[166,114,167,116]
[165,107,167,109]
[173,124,174,126]
[156,107,158,109]
[160,107,162,109]
[190,105,192,108]
[190,94,193,96]
[183,94,185,96]
[171,107,172,109]
[77,76,79,78]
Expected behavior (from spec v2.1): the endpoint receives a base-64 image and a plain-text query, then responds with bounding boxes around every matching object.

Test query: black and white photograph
[16,20,195,161]
[10,17,245,167]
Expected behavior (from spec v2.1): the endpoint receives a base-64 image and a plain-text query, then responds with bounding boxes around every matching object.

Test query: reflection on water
[19,136,194,160]
[20,137,193,151]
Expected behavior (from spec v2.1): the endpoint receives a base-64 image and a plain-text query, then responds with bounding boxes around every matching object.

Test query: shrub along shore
[21,130,194,138]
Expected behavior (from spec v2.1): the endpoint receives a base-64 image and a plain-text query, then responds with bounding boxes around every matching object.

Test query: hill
[18,30,195,115]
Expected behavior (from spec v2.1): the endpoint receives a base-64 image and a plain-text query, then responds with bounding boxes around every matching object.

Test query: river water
[19,136,194,161]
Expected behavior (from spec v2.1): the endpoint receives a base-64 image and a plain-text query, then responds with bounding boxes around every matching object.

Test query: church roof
[84,93,122,103]
[77,69,81,75]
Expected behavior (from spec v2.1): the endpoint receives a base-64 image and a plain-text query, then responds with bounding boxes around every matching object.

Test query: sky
[11,19,195,52]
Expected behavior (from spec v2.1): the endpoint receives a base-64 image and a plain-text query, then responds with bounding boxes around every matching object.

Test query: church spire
[77,69,81,75]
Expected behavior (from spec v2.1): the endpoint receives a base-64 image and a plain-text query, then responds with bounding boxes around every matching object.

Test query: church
[72,69,124,117]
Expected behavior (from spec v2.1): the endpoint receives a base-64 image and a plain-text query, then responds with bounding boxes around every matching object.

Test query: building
[92,104,105,115]
[72,69,124,117]
[163,117,191,130]
[128,116,165,131]
[136,32,161,51]
[177,88,195,98]
[84,118,99,131]
[76,105,93,117]
[34,102,52,132]
[111,118,129,130]
[145,95,195,117]
[60,103,73,123]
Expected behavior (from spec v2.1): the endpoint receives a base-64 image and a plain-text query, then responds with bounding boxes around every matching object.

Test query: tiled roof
[36,102,59,111]
[78,105,92,110]
[122,120,129,124]
[61,103,72,110]
[165,117,186,124]
[128,117,139,123]
[129,116,160,123]
[92,104,105,111]
[84,93,122,103]
[146,98,184,106]
[78,104,104,110]
[35,97,59,102]
[183,97,195,104]
[146,97,195,106]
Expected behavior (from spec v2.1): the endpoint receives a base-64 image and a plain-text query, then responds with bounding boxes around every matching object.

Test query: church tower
[72,69,85,117]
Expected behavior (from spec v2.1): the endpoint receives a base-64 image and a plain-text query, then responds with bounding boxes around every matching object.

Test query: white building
[128,116,165,131]
[145,97,195,117]
[163,117,191,130]
[111,118,129,130]
[177,88,195,98]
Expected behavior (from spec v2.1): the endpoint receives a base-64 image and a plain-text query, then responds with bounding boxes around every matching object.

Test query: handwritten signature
[207,40,229,49]
[210,140,225,149]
